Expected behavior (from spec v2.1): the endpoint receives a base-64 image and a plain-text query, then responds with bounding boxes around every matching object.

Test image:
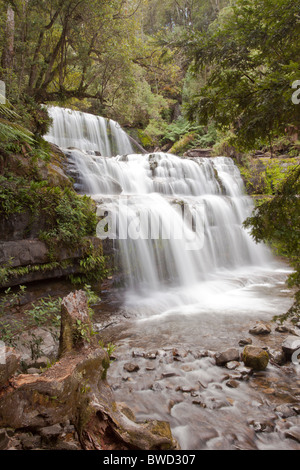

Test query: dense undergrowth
[0,102,107,289]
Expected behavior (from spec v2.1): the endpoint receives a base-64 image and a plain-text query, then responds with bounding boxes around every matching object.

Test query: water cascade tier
[64,149,273,294]
[45,106,134,157]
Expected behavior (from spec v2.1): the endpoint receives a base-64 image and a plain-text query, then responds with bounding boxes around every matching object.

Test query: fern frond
[0,118,35,144]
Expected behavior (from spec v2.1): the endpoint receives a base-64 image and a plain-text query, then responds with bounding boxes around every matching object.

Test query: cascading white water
[45,106,134,156]
[64,149,272,294]
[44,106,291,316]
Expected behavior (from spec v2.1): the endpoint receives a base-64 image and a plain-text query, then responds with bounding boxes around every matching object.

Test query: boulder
[215,348,240,366]
[15,327,58,364]
[249,322,271,335]
[282,335,300,358]
[242,346,269,371]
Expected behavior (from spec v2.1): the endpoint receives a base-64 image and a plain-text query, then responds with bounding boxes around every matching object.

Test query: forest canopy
[0,0,299,150]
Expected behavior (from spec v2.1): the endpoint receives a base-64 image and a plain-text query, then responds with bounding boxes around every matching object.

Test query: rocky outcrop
[0,291,179,451]
[184,148,213,158]
[0,237,103,288]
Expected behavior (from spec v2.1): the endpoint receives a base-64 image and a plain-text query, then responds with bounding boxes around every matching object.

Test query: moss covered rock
[242,346,269,371]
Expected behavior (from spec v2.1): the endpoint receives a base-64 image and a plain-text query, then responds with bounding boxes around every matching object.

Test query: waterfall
[65,149,272,293]
[44,107,280,308]
[44,106,134,156]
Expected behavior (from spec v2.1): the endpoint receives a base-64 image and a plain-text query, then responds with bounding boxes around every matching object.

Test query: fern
[0,100,35,147]
[0,102,21,121]
[0,118,35,144]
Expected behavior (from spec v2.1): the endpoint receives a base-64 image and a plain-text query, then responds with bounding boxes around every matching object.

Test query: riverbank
[0,266,299,450]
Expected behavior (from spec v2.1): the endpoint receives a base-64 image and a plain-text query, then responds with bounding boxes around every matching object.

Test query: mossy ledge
[0,140,108,289]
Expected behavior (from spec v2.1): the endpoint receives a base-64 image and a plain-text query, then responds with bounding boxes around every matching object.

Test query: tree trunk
[1,4,15,71]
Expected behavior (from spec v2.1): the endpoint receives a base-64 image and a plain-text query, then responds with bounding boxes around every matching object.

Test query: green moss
[238,157,300,196]
[169,133,196,155]
[242,346,269,371]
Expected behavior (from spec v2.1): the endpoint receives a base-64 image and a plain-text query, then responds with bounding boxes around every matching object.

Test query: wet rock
[145,352,157,360]
[249,322,271,335]
[206,397,232,410]
[268,349,286,366]
[236,365,253,377]
[292,405,300,415]
[26,368,41,375]
[0,347,21,388]
[282,335,300,357]
[176,385,197,393]
[226,361,240,370]
[275,404,297,419]
[226,379,239,388]
[184,149,213,159]
[132,350,145,358]
[248,419,275,433]
[238,337,252,346]
[215,348,240,366]
[275,324,290,333]
[192,399,206,408]
[123,363,140,373]
[284,427,300,443]
[151,382,163,392]
[172,348,188,360]
[242,346,269,371]
[161,372,178,379]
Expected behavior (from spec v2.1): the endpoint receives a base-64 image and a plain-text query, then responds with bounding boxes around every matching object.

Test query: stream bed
[95,265,300,451]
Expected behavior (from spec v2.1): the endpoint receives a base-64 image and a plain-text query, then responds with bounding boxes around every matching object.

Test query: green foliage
[26,296,62,328]
[183,0,300,150]
[0,319,23,347]
[74,319,96,345]
[162,117,217,154]
[98,339,117,379]
[0,285,26,316]
[0,174,98,248]
[244,165,300,299]
[0,284,101,347]
[39,190,98,251]
[238,157,300,195]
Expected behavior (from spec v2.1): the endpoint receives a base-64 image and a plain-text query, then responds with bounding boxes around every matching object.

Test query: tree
[244,165,300,300]
[182,0,300,150]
